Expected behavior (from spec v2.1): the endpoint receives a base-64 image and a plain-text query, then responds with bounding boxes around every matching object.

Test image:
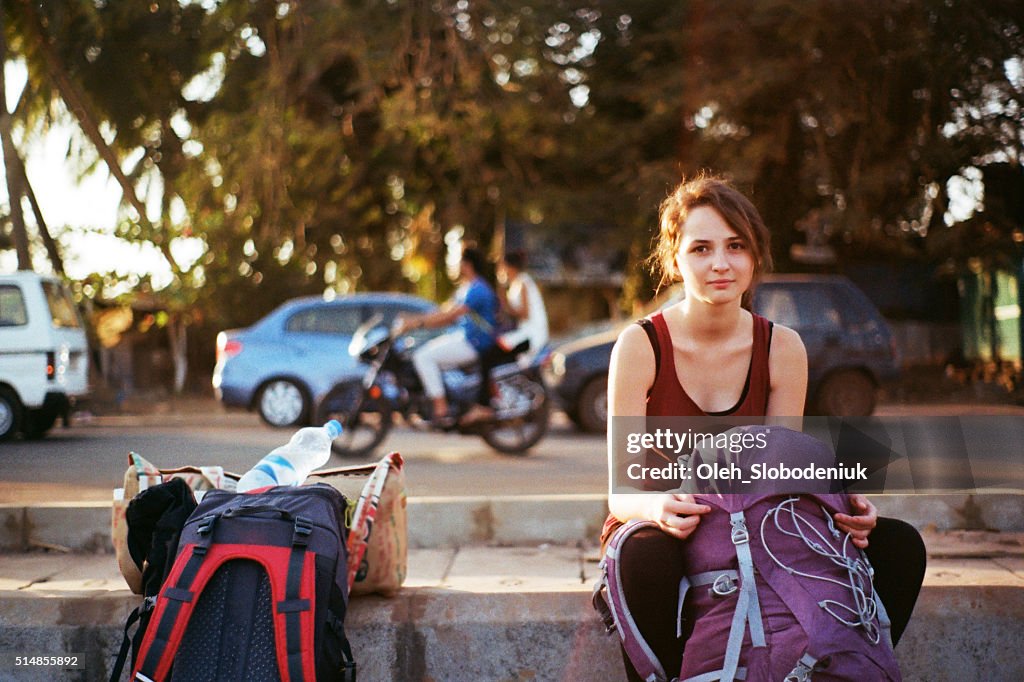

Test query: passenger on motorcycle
[393,247,499,426]
[464,251,550,425]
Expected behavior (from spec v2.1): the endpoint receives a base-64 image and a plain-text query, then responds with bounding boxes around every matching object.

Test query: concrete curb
[0,569,1021,681]
[3,493,1024,553]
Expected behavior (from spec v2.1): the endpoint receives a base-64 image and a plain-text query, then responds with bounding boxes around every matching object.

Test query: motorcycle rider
[394,246,499,426]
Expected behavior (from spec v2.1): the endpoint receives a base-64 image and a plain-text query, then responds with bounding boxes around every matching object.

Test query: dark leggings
[476,340,529,405]
[616,516,926,682]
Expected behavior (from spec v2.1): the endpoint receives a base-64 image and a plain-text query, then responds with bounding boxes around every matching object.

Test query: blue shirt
[457,277,499,352]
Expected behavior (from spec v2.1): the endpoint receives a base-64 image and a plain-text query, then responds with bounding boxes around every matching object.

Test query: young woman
[604,174,925,681]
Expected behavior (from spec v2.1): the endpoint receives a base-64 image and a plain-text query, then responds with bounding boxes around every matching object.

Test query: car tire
[815,369,877,417]
[577,376,609,434]
[317,380,393,458]
[0,387,23,441]
[23,407,58,440]
[257,379,310,428]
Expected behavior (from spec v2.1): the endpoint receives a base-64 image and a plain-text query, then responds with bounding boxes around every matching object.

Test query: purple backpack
[594,427,902,682]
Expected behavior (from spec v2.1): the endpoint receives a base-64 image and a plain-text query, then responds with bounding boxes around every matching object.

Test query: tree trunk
[17,0,181,276]
[0,6,32,270]
[167,315,188,395]
[16,154,63,274]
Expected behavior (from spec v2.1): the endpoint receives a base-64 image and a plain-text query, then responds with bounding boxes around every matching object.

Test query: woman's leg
[616,526,687,682]
[864,516,927,646]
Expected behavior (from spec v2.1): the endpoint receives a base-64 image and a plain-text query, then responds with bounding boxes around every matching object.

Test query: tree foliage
[2,0,1023,342]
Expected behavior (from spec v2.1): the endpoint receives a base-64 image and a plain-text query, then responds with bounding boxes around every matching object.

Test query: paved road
[0,412,608,504]
[1,402,1022,504]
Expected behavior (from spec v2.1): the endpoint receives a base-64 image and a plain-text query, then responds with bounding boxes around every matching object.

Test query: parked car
[544,275,900,432]
[0,271,89,440]
[213,293,439,427]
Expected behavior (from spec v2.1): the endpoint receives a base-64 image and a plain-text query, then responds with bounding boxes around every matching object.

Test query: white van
[0,271,89,440]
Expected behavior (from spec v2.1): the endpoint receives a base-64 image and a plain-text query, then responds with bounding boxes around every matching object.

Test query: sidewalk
[1,530,1023,681]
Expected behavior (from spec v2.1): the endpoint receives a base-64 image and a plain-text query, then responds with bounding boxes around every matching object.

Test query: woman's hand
[646,494,711,541]
[833,493,878,549]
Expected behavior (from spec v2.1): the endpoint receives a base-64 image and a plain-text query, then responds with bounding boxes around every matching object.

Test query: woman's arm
[767,323,877,545]
[606,324,709,539]
[395,302,468,333]
[765,324,808,420]
[504,279,529,321]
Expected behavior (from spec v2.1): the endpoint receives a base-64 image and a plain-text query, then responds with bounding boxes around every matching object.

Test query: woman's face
[673,205,755,305]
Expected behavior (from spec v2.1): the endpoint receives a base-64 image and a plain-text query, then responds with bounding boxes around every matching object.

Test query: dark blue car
[543,275,900,432]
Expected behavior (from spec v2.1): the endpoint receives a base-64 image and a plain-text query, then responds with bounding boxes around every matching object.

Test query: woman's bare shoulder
[611,321,657,375]
[768,323,808,367]
[614,321,654,356]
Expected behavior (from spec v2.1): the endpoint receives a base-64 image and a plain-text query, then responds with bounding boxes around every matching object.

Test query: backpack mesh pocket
[171,560,281,682]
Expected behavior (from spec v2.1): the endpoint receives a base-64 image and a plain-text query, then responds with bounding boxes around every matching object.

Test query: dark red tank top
[646,310,772,417]
[600,311,774,547]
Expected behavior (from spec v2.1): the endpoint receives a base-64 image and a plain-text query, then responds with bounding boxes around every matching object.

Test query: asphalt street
[1,402,1022,504]
[0,411,609,504]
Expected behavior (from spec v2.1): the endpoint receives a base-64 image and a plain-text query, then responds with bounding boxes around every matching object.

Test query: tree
[578,0,1024,277]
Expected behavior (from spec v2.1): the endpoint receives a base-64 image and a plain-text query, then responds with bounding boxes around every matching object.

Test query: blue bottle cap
[324,419,343,439]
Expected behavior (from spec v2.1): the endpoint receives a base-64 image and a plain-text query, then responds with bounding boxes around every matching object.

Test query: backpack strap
[282,517,315,682]
[326,603,358,682]
[680,512,766,682]
[108,598,153,682]
[675,571,740,638]
[592,519,669,682]
[134,539,212,680]
[724,513,766,675]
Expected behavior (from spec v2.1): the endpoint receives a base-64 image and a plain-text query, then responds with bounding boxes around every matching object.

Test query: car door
[41,280,89,397]
[282,302,366,397]
[0,282,44,406]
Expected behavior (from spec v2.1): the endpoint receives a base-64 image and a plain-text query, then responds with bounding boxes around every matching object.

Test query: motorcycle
[316,315,551,457]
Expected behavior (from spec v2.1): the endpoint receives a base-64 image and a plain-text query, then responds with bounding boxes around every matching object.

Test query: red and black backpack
[123,484,355,682]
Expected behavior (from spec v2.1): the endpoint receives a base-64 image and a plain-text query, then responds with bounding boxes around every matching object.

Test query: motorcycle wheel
[480,379,551,456]
[317,380,393,458]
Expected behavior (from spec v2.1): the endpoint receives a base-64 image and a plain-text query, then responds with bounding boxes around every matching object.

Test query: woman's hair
[461,247,488,277]
[650,172,773,307]
[503,251,527,271]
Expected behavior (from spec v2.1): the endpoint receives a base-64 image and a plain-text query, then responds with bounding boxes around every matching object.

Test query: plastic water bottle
[237,420,343,492]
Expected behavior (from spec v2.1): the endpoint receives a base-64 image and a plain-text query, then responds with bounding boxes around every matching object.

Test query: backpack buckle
[730,518,749,545]
[710,573,739,597]
[784,653,820,682]
[196,515,217,536]
[293,517,314,546]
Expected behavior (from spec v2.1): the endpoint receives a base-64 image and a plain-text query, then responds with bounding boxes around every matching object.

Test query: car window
[285,304,363,335]
[757,286,841,333]
[0,285,28,327]
[374,302,443,344]
[372,303,419,326]
[42,281,82,328]
[834,286,882,334]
